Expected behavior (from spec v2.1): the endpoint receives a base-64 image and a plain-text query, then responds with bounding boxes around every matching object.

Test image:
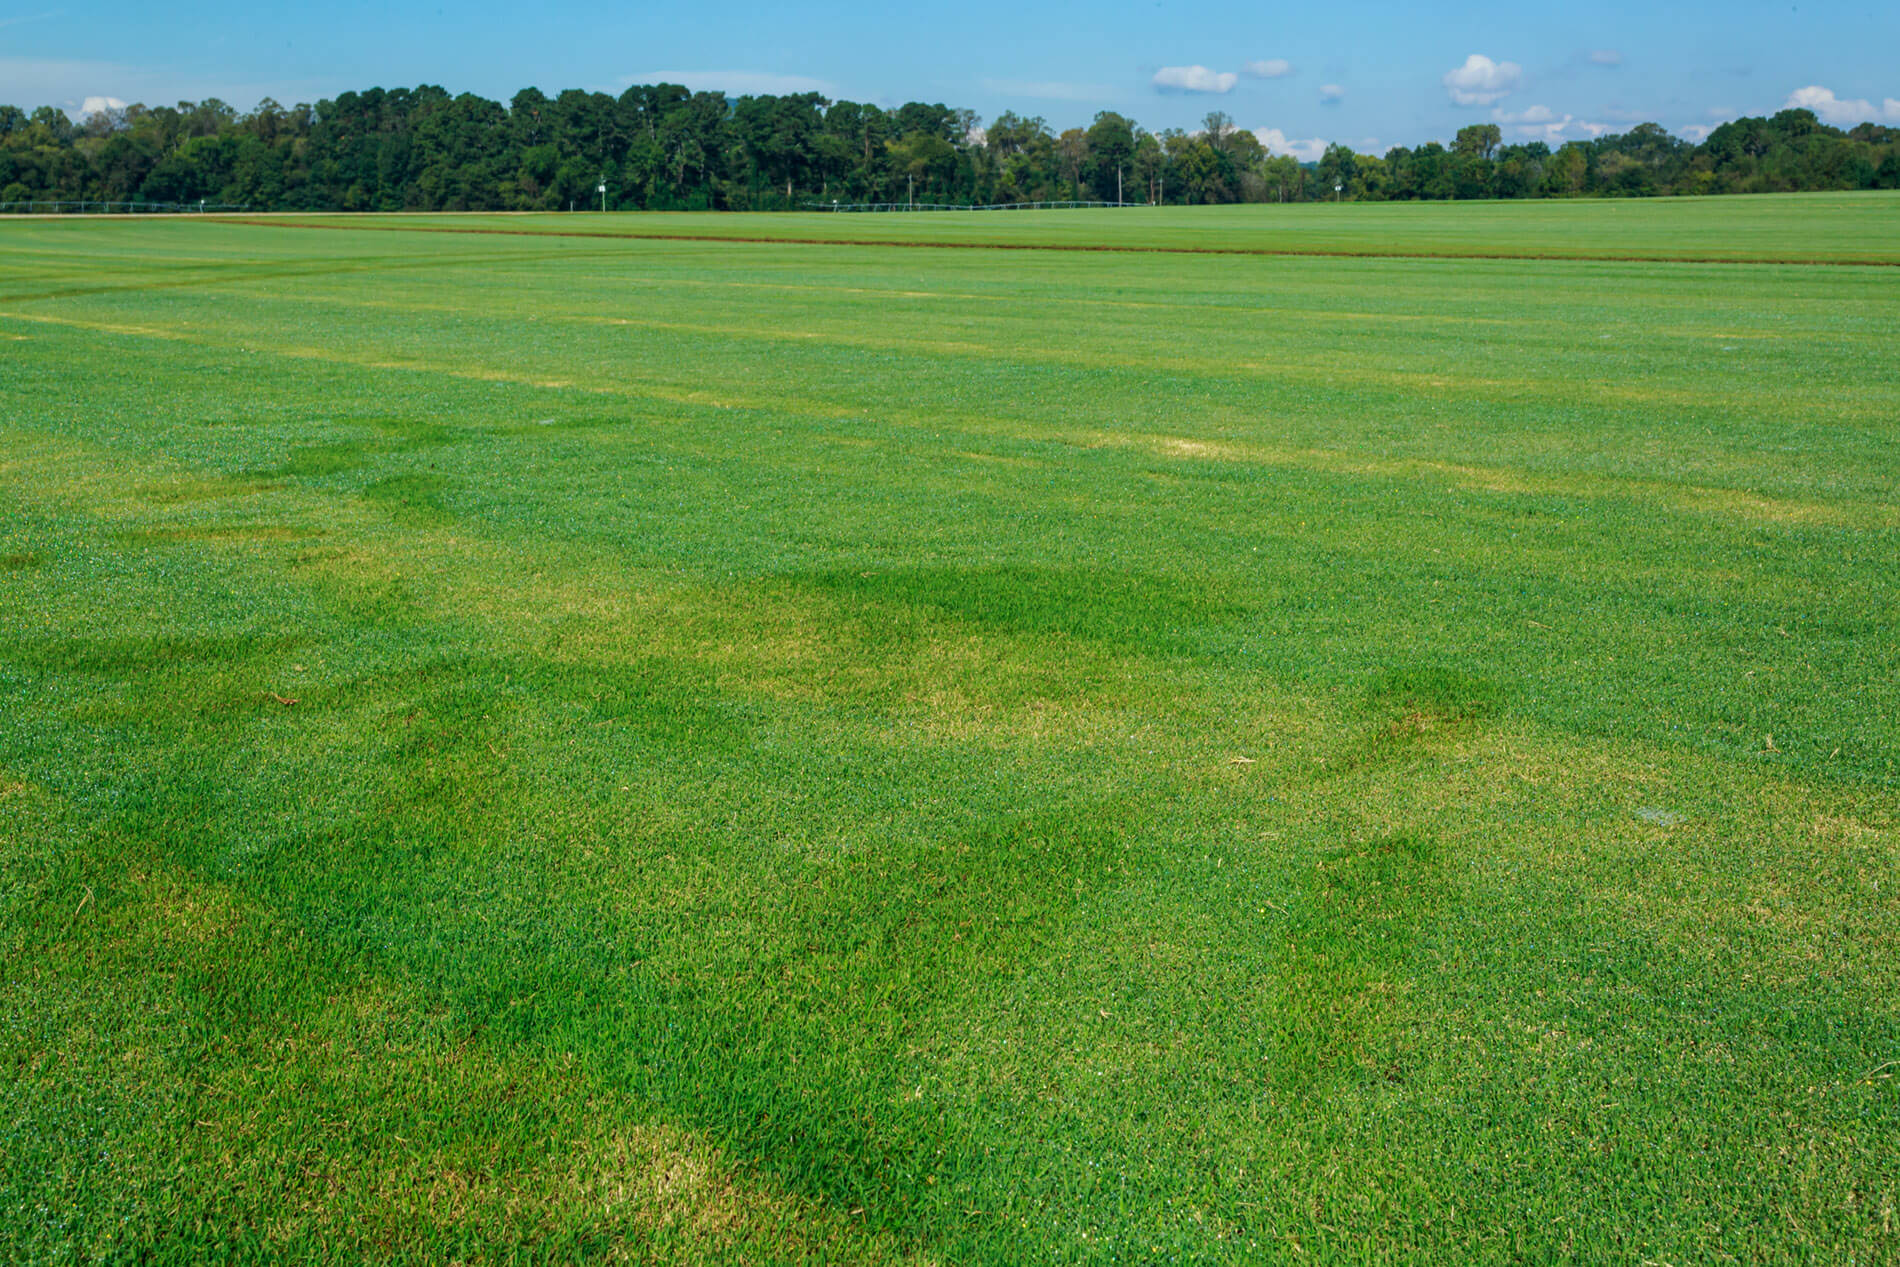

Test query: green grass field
[236,190,1900,262]
[2,199,1896,1262]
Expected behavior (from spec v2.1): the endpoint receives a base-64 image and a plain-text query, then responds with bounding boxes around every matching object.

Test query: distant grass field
[2,197,1896,1261]
[232,190,1900,263]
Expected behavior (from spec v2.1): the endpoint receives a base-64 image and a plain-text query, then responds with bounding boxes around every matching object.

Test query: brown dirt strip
[201,215,1900,268]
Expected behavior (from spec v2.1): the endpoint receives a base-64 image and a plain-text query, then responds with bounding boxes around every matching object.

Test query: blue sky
[4,0,1896,159]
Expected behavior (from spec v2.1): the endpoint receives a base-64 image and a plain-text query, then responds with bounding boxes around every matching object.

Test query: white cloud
[1443,54,1522,107]
[1153,65,1238,95]
[980,77,1115,102]
[620,70,838,97]
[1252,127,1328,163]
[1319,84,1344,104]
[1517,115,1576,141]
[1489,106,1613,143]
[1782,85,1900,127]
[1679,124,1717,142]
[1244,59,1292,79]
[1588,49,1623,67]
[76,95,127,117]
[1493,104,1557,125]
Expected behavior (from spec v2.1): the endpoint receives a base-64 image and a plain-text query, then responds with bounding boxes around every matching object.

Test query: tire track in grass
[0,245,639,305]
[207,215,1900,268]
[5,307,1893,532]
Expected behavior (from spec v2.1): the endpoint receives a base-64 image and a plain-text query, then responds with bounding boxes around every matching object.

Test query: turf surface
[229,190,1900,263]
[2,199,1897,1261]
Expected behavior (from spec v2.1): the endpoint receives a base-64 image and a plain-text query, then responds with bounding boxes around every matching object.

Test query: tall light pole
[598,177,607,213]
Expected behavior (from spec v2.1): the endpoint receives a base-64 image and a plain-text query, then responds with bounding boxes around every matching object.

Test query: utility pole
[598,177,607,213]
[908,174,914,208]
[1117,166,1123,206]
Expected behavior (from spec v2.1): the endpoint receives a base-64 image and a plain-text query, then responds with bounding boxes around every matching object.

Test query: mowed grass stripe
[5,302,1896,535]
[4,238,1896,514]
[212,192,1900,265]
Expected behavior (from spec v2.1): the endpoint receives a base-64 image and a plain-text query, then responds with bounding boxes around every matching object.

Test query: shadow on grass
[1268,832,1449,1092]
[245,415,459,482]
[5,609,1168,1252]
[790,564,1248,655]
[0,548,1474,1256]
[0,630,307,676]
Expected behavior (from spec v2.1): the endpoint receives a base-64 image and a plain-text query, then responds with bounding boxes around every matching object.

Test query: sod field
[1,196,1896,1261]
[236,190,1900,263]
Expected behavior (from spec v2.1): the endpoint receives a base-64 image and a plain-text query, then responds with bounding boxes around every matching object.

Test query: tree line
[3,83,1897,211]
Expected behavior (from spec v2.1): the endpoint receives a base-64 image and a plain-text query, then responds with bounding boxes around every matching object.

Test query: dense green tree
[1259,152,1304,202]
[1172,133,1236,203]
[1453,123,1502,161]
[731,92,826,205]
[92,133,158,200]
[1492,142,1546,198]
[4,81,1896,211]
[1054,128,1088,198]
[1348,152,1390,201]
[986,112,1056,201]
[1130,131,1165,204]
[1082,111,1136,202]
[1393,141,1455,200]
[29,106,75,144]
[1543,143,1588,196]
[1316,143,1358,197]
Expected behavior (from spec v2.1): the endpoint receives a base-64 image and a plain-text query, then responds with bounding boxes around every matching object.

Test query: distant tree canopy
[2,86,1895,211]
